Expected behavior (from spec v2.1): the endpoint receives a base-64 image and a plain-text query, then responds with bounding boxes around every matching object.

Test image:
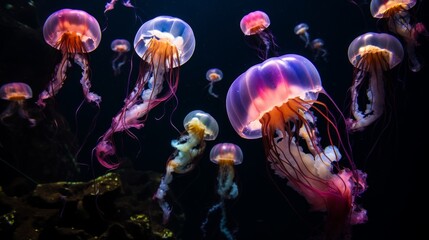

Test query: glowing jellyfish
[201,143,243,240]
[111,39,131,76]
[205,68,223,98]
[0,82,36,126]
[153,110,218,224]
[104,0,134,13]
[95,16,196,169]
[226,54,368,239]
[37,9,102,108]
[294,23,311,48]
[311,38,328,62]
[370,0,428,72]
[240,10,277,60]
[346,32,404,132]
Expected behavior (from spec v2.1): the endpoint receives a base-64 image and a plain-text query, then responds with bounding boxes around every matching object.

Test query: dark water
[1,0,428,239]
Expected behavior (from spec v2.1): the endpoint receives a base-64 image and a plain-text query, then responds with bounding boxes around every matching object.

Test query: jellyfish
[111,39,131,76]
[95,16,195,169]
[311,38,328,62]
[205,68,223,98]
[201,143,243,240]
[294,23,311,48]
[226,54,368,239]
[153,110,219,224]
[0,82,36,126]
[346,32,404,132]
[37,9,102,108]
[104,0,134,13]
[240,10,277,60]
[370,0,428,72]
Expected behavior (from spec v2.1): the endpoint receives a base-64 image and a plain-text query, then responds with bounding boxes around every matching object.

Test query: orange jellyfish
[153,110,219,224]
[311,38,328,62]
[294,23,311,48]
[240,10,277,60]
[346,32,404,132]
[0,82,35,126]
[95,16,196,169]
[201,142,243,240]
[111,39,131,76]
[205,68,223,98]
[37,9,102,108]
[226,54,368,239]
[370,0,428,72]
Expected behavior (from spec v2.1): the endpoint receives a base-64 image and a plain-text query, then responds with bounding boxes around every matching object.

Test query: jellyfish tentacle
[74,54,102,106]
[37,55,70,107]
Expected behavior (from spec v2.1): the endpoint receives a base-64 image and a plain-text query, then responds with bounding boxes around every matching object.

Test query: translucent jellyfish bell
[134,16,196,68]
[0,82,35,126]
[210,143,243,166]
[184,110,219,140]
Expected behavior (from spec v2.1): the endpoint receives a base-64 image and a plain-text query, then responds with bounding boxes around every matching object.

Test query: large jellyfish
[37,9,102,108]
[153,110,218,224]
[294,23,311,48]
[0,82,36,126]
[205,68,223,98]
[226,54,368,239]
[95,16,195,169]
[240,10,277,60]
[201,143,243,240]
[370,0,428,72]
[111,39,131,76]
[346,32,404,132]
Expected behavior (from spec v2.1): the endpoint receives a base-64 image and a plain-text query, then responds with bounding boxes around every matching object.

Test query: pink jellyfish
[205,68,223,98]
[0,82,35,126]
[240,10,277,60]
[294,23,311,48]
[37,9,102,108]
[104,0,134,13]
[95,16,196,169]
[370,0,428,72]
[153,110,218,224]
[346,32,404,132]
[111,39,131,76]
[201,143,243,240]
[226,54,368,239]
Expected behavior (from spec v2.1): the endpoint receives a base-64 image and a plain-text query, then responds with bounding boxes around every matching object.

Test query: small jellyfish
[240,10,277,60]
[111,39,131,76]
[370,0,428,72]
[153,110,219,224]
[104,0,134,13]
[205,68,223,98]
[37,9,102,108]
[0,82,36,126]
[201,143,243,240]
[311,38,328,62]
[347,32,404,131]
[294,23,311,48]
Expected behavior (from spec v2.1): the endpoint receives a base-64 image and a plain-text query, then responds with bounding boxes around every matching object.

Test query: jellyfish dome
[348,32,404,71]
[111,39,131,53]
[226,54,322,139]
[43,9,102,53]
[370,0,416,18]
[210,143,243,165]
[134,16,196,68]
[184,110,219,140]
[0,82,32,101]
[240,10,271,36]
